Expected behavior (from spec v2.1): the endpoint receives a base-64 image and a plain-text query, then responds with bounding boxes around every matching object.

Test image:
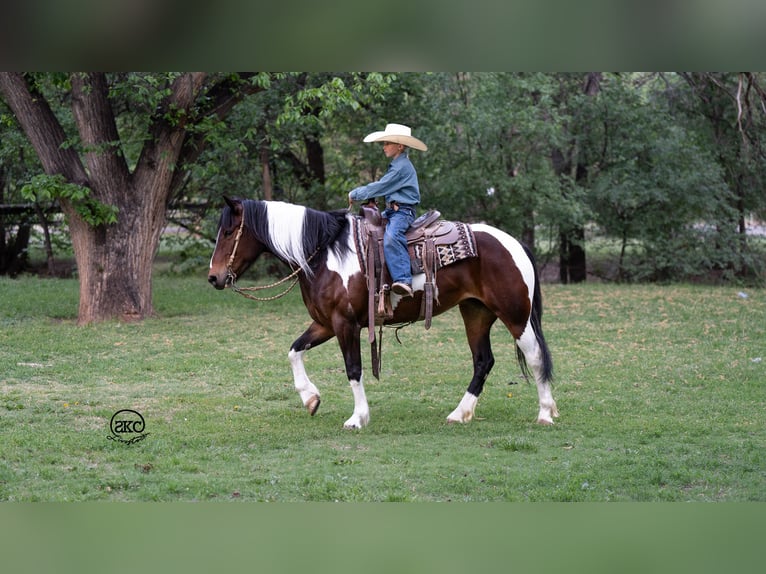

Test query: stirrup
[391,282,413,297]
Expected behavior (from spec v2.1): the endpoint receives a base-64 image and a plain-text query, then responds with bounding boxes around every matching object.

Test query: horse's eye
[223,229,233,238]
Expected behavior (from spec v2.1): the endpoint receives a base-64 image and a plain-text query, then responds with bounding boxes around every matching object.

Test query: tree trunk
[521,198,535,255]
[305,132,325,185]
[67,182,164,322]
[0,73,204,324]
[559,227,587,283]
[553,72,601,283]
[32,202,56,275]
[0,72,260,323]
[260,141,273,201]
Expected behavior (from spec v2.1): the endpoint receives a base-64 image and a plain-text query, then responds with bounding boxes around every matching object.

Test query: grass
[0,272,764,501]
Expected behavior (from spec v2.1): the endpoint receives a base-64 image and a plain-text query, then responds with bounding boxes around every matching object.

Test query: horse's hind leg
[289,321,334,416]
[516,327,558,425]
[447,300,498,423]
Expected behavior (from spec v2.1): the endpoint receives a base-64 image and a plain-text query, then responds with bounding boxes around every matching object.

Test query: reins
[228,267,304,301]
[225,213,317,302]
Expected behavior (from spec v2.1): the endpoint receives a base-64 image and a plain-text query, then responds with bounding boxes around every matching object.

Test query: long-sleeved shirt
[349,154,420,206]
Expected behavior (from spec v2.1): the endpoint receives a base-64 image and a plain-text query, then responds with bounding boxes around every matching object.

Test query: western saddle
[354,204,478,377]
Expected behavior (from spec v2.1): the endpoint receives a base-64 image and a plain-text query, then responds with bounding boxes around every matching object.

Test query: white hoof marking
[343,412,369,429]
[446,392,478,424]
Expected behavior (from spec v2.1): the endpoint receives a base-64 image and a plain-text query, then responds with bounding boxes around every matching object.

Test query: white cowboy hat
[363,123,428,151]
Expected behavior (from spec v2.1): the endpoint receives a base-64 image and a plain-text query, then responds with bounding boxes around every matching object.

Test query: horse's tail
[516,243,554,384]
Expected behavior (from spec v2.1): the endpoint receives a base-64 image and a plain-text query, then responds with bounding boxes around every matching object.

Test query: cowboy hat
[363,123,428,151]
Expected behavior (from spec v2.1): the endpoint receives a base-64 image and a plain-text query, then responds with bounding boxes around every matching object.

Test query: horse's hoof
[446,415,471,424]
[536,418,555,425]
[306,396,321,416]
[446,393,477,424]
[343,413,369,429]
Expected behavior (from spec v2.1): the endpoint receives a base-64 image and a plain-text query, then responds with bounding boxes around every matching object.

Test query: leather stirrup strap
[366,225,385,379]
[421,237,437,329]
[366,231,376,345]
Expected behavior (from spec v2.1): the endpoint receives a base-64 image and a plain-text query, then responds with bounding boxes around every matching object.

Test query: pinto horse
[208,197,557,429]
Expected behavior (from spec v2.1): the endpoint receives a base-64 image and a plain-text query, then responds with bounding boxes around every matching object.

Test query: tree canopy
[2,72,765,321]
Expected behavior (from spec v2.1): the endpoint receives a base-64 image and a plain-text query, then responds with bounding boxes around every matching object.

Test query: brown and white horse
[208,197,557,429]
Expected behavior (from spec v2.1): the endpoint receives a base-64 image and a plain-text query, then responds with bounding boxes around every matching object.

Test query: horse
[207,196,558,429]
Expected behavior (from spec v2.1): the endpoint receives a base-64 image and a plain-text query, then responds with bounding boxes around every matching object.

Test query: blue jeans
[383,206,415,284]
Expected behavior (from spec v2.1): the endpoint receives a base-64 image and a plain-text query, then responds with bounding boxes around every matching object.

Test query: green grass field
[1,274,764,501]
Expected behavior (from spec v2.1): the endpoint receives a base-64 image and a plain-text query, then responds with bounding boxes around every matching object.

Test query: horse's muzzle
[208,274,226,290]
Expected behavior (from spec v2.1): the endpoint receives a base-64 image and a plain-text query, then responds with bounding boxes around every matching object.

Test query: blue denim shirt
[349,154,420,206]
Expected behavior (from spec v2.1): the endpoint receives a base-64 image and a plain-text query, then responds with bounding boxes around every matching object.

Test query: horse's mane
[233,199,350,276]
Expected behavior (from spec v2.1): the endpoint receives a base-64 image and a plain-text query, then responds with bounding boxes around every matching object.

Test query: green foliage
[182,72,397,213]
[277,73,393,126]
[409,73,565,233]
[4,72,765,283]
[581,78,739,280]
[1,100,43,274]
[21,174,118,227]
[0,100,41,194]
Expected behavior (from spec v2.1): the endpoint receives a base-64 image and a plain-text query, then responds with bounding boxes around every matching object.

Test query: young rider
[348,123,428,297]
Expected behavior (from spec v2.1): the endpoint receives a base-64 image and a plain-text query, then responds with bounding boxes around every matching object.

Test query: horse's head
[208,196,267,289]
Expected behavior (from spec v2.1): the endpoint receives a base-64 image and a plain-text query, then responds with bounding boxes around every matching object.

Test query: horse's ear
[223,196,244,214]
[223,195,237,210]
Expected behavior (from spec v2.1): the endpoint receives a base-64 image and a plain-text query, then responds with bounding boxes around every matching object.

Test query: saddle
[353,204,478,377]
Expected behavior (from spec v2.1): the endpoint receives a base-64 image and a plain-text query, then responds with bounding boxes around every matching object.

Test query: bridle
[225,212,247,281]
[224,211,317,302]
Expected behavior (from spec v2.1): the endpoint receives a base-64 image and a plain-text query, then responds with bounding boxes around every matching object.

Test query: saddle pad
[409,221,478,274]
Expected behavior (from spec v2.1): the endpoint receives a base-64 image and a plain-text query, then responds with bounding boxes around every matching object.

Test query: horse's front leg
[289,321,334,416]
[335,319,369,429]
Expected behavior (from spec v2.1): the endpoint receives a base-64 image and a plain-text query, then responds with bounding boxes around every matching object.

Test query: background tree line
[1,72,764,323]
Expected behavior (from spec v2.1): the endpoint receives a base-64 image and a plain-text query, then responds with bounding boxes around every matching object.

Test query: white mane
[264,201,311,272]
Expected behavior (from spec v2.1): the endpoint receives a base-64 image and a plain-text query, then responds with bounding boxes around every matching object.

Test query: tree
[676,72,766,278]
[253,73,389,208]
[0,72,267,323]
[1,98,42,276]
[585,74,733,281]
[165,72,397,268]
[4,72,763,296]
[411,72,561,249]
[548,73,603,283]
